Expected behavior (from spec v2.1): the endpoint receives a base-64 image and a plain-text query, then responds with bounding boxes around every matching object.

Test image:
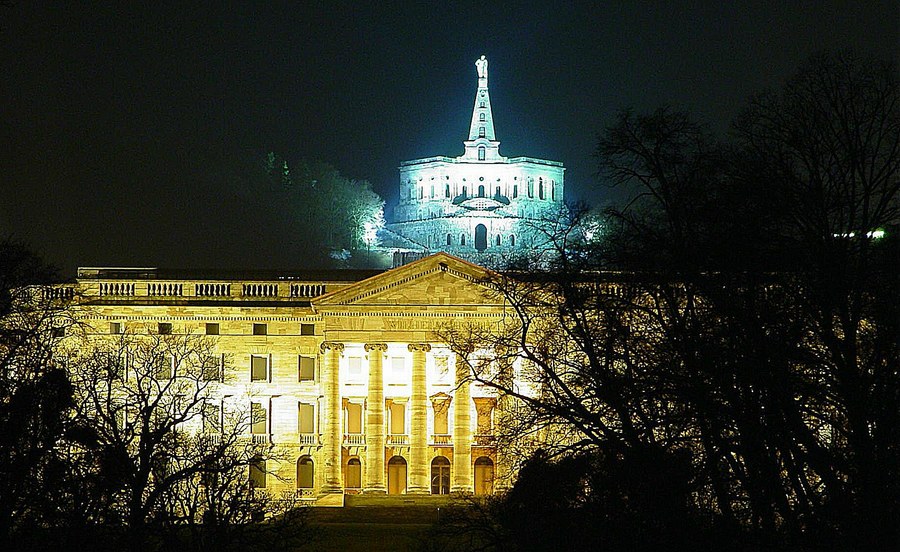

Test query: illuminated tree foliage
[265,155,385,255]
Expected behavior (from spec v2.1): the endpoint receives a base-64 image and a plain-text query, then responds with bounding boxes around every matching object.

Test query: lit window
[251,403,267,435]
[251,355,267,382]
[478,147,485,161]
[249,457,266,488]
[392,357,406,378]
[390,402,406,434]
[299,356,315,381]
[297,456,314,489]
[346,403,363,434]
[346,458,362,489]
[479,113,485,121]
[348,356,362,378]
[298,403,315,434]
[479,127,485,138]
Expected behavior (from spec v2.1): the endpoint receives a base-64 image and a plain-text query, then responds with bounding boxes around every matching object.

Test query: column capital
[408,343,432,353]
[320,341,344,354]
[364,342,388,353]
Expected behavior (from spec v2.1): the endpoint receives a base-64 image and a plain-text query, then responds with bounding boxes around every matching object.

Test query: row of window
[250,454,494,495]
[412,178,557,201]
[444,233,515,247]
[233,397,493,438]
[108,322,316,336]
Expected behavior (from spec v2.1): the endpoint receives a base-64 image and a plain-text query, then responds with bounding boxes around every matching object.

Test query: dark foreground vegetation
[1,52,897,551]
[434,51,900,551]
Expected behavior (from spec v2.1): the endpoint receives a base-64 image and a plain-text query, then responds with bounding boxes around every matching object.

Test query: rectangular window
[157,322,172,335]
[298,403,315,434]
[154,356,172,380]
[202,403,220,433]
[390,402,406,434]
[348,356,362,378]
[391,357,406,378]
[249,459,266,489]
[346,403,363,434]
[300,323,315,336]
[298,356,315,381]
[202,355,221,381]
[435,357,449,380]
[479,126,485,138]
[445,184,450,197]
[251,402,267,434]
[433,402,449,434]
[251,355,268,382]
[252,323,267,336]
[513,184,518,198]
[109,322,122,334]
[51,326,65,338]
[205,323,219,335]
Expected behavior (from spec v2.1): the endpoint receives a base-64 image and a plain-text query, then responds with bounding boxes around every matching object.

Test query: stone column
[451,351,472,493]
[320,342,344,494]
[363,343,388,494]
[408,343,431,494]
[494,353,514,492]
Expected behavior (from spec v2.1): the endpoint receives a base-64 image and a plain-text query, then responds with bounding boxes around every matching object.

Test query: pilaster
[408,343,431,494]
[451,351,473,493]
[320,341,344,494]
[363,343,388,494]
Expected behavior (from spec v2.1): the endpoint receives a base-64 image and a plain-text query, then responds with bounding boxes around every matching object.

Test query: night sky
[1,2,897,275]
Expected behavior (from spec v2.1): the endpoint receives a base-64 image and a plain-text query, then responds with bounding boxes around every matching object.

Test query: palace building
[69,253,515,502]
[386,56,565,264]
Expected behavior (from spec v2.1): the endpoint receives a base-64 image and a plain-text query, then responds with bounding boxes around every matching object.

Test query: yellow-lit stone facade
[70,253,506,500]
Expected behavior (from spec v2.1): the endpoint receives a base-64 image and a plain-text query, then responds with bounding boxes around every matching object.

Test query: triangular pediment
[313,253,502,308]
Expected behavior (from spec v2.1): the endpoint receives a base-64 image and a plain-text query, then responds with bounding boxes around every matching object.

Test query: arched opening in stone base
[475,224,487,251]
[431,456,451,495]
[387,456,407,495]
[474,456,494,495]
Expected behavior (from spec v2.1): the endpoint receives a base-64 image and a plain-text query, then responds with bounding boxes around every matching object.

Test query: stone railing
[431,434,452,446]
[343,434,365,446]
[473,434,496,446]
[290,283,326,298]
[99,282,135,296]
[386,434,409,446]
[297,433,319,446]
[195,283,231,297]
[242,283,279,298]
[147,282,183,296]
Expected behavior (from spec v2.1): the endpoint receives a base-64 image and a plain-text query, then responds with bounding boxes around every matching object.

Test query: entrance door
[474,224,487,251]
[431,456,451,495]
[387,456,407,495]
[474,457,494,495]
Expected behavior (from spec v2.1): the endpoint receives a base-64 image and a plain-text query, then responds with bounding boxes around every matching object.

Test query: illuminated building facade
[70,253,511,502]
[388,56,565,263]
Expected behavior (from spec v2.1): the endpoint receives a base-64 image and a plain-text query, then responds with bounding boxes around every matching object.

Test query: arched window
[296,456,314,489]
[479,113,485,121]
[551,180,555,201]
[446,233,452,246]
[513,184,518,198]
[430,185,434,198]
[475,224,487,252]
[345,458,361,489]
[418,187,423,199]
[478,147,485,161]
[495,234,501,246]
[539,178,544,200]
[388,456,407,495]
[461,234,466,246]
[478,185,485,198]
[431,456,451,495]
[445,184,450,197]
[479,101,485,108]
[528,178,534,198]
[495,185,500,197]
[510,235,516,247]
[462,185,468,198]
[474,457,494,495]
